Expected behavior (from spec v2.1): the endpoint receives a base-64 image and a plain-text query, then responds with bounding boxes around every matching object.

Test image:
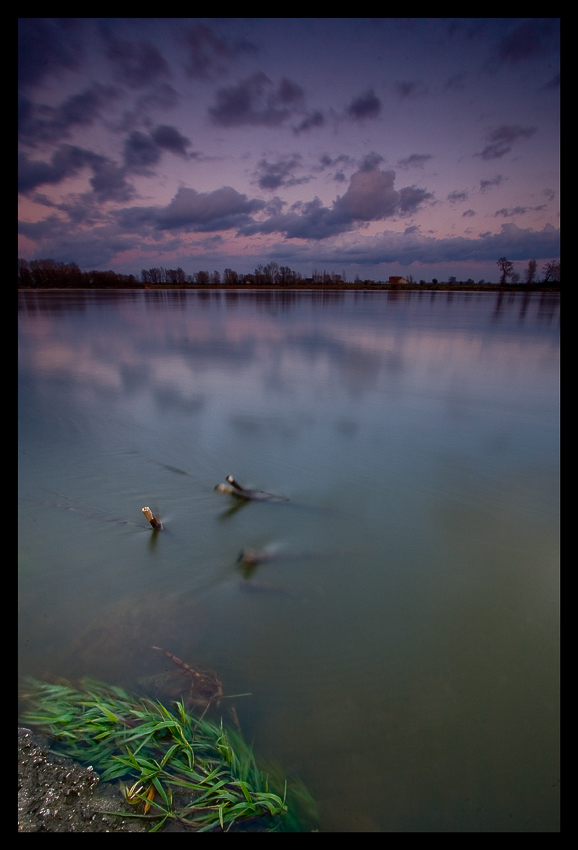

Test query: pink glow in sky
[18,18,559,282]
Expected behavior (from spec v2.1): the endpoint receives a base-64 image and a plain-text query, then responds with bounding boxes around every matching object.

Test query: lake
[18,288,559,831]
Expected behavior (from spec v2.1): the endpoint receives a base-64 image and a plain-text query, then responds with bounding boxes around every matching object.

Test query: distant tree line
[18,256,560,289]
[140,261,346,286]
[497,257,560,285]
[18,258,351,288]
[18,258,138,288]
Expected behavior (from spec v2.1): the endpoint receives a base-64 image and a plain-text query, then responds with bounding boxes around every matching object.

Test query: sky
[18,18,560,283]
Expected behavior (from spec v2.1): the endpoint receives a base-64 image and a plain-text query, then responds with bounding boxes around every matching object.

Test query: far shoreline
[18,283,560,293]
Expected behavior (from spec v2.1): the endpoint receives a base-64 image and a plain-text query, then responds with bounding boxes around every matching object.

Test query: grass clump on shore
[20,677,317,832]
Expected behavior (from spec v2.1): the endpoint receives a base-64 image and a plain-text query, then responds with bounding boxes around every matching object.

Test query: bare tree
[18,258,32,286]
[524,259,538,284]
[147,267,162,284]
[263,262,279,284]
[497,257,514,285]
[542,260,560,283]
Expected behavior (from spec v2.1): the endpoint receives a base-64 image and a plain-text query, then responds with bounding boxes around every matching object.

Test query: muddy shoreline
[18,727,152,832]
[17,727,285,832]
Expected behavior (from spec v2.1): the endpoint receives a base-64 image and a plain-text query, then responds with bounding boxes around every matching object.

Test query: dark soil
[18,727,150,832]
[17,727,277,832]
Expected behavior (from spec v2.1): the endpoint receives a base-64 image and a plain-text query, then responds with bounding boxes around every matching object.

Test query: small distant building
[389,276,409,285]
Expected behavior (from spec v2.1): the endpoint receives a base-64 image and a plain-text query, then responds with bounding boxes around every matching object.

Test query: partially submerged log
[226,475,245,491]
[141,506,163,530]
[214,476,289,502]
[237,547,277,566]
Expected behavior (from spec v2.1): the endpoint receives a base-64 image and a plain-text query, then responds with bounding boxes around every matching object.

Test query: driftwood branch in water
[141,506,163,530]
[214,475,289,502]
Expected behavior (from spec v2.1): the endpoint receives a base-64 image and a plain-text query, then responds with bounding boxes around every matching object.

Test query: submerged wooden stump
[141,507,163,530]
[151,646,223,710]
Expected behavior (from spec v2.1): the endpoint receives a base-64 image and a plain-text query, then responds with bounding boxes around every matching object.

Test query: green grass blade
[19,676,316,832]
[151,776,170,808]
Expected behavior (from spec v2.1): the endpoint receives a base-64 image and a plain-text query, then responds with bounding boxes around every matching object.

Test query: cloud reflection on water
[19,290,559,422]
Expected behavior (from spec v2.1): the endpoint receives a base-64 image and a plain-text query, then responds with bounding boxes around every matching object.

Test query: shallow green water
[18,289,559,831]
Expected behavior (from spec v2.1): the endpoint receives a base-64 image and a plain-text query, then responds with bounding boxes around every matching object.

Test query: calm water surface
[18,289,559,831]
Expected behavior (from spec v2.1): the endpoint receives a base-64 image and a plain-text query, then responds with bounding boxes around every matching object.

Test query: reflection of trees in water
[490,289,559,327]
[538,291,560,326]
[18,289,558,413]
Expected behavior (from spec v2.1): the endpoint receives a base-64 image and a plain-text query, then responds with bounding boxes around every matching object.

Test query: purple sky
[18,18,560,282]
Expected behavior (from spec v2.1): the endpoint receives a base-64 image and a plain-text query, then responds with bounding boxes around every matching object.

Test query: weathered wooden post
[226,475,245,491]
[141,506,163,530]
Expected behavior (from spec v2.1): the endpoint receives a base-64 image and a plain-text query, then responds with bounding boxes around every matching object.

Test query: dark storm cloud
[318,153,355,171]
[496,19,559,65]
[182,22,257,79]
[18,145,101,194]
[89,160,135,203]
[494,206,529,217]
[18,18,83,90]
[314,153,355,183]
[158,186,266,231]
[19,85,118,146]
[477,125,537,160]
[254,155,309,190]
[18,215,139,269]
[115,186,266,234]
[261,220,560,273]
[135,83,180,114]
[238,197,346,241]
[238,163,433,240]
[397,154,432,170]
[333,223,560,267]
[358,152,384,172]
[493,204,546,218]
[447,190,469,203]
[346,89,381,120]
[293,110,325,134]
[479,175,506,192]
[208,73,304,127]
[18,144,135,203]
[20,114,192,198]
[123,131,162,172]
[102,32,172,89]
[277,77,306,106]
[124,124,195,172]
[150,125,192,156]
[397,185,433,214]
